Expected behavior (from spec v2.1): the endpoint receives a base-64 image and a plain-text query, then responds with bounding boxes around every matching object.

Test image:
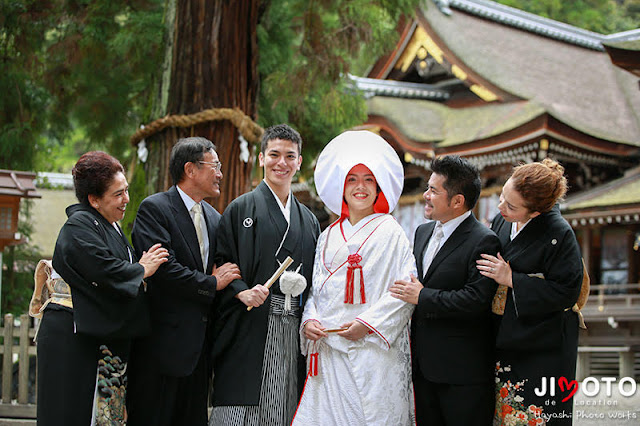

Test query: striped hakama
[210,294,300,426]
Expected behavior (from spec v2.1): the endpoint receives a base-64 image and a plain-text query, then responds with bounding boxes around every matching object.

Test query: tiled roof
[437,0,640,51]
[349,75,450,101]
[419,1,640,146]
[0,169,41,198]
[367,96,545,146]
[562,168,640,210]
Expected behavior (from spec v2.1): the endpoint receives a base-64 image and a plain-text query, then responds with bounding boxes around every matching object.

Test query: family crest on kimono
[477,159,583,426]
[292,131,416,426]
[210,124,321,426]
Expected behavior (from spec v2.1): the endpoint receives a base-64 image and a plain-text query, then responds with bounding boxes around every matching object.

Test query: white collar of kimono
[314,130,404,216]
[263,179,291,224]
[341,213,384,240]
[112,222,123,235]
[510,218,532,241]
[112,222,133,263]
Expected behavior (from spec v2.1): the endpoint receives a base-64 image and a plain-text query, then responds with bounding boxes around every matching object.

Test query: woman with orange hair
[292,131,416,426]
[477,159,583,426]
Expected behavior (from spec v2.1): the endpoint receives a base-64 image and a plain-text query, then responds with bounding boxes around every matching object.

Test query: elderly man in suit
[126,137,241,426]
[391,155,500,426]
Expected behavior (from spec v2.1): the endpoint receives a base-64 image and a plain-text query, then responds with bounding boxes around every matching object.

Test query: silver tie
[422,223,444,277]
[192,203,206,268]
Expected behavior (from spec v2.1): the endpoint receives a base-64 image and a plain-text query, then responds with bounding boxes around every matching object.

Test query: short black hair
[169,137,216,185]
[430,155,481,210]
[72,151,125,206]
[260,124,302,154]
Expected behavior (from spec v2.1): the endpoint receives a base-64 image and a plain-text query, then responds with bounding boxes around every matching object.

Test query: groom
[391,155,500,426]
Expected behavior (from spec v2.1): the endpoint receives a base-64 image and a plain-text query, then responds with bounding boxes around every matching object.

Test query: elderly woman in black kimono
[477,158,583,426]
[36,151,168,426]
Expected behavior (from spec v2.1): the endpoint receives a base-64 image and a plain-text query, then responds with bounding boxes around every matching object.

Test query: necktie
[422,223,444,278]
[192,203,206,268]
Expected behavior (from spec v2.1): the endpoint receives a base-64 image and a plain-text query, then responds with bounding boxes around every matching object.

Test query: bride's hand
[304,320,327,341]
[337,321,369,341]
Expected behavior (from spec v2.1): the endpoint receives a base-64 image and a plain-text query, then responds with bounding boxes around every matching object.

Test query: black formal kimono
[491,206,582,426]
[40,203,148,426]
[211,181,320,424]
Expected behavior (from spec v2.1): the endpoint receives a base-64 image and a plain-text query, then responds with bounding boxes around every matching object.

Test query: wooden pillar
[0,251,3,317]
[2,314,13,404]
[619,350,634,378]
[577,351,591,381]
[18,314,29,404]
[628,225,639,284]
[581,227,591,277]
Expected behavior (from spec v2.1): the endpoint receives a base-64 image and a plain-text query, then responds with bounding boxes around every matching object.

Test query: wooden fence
[0,314,36,419]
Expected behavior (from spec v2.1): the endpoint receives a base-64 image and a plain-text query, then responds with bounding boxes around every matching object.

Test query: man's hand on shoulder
[212,263,241,290]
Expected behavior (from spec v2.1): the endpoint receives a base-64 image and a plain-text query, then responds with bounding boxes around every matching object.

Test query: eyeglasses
[198,161,222,172]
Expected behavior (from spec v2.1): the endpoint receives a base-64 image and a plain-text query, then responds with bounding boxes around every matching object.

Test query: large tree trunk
[144,0,260,211]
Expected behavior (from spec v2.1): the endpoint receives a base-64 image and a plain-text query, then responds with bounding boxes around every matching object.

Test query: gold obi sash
[29,259,73,319]
[491,258,589,329]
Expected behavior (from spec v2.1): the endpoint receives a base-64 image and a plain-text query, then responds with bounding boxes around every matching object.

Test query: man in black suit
[391,155,500,426]
[126,137,241,426]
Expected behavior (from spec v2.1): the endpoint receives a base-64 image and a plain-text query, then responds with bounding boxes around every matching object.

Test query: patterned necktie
[422,223,444,278]
[191,203,206,268]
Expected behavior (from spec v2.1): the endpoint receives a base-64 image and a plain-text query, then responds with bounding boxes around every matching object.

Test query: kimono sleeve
[214,199,252,298]
[356,228,416,350]
[512,226,582,317]
[61,216,144,298]
[299,232,327,355]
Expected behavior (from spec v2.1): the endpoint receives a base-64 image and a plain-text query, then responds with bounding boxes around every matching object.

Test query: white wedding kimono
[292,213,417,426]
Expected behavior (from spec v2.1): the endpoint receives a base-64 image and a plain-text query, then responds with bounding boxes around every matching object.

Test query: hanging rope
[130,107,264,145]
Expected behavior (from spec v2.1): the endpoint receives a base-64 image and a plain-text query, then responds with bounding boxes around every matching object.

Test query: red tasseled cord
[308,353,319,377]
[345,253,365,304]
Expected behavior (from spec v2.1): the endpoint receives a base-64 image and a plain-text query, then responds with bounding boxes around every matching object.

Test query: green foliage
[41,0,165,163]
[4,0,637,174]
[0,0,165,172]
[34,126,88,173]
[120,160,147,241]
[257,0,421,173]
[619,0,640,29]
[0,0,57,171]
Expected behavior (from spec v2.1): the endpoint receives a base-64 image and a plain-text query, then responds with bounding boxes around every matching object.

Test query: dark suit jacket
[131,186,220,377]
[52,203,148,338]
[491,206,582,351]
[411,213,500,385]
